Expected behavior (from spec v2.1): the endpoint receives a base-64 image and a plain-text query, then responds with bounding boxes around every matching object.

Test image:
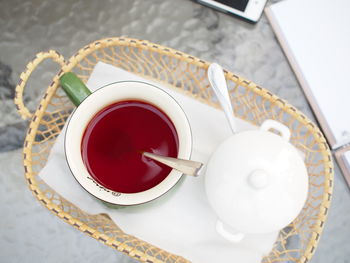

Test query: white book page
[266,0,350,149]
[344,151,350,169]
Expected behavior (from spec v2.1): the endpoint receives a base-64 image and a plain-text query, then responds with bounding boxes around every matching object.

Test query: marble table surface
[0,0,349,262]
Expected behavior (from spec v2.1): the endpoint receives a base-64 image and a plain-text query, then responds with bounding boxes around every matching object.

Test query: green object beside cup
[59,72,91,106]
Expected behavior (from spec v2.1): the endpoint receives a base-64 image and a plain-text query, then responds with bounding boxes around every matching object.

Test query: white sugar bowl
[205,119,308,242]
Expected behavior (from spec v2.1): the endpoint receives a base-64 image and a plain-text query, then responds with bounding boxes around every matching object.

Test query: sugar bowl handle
[260,119,291,141]
[216,220,245,243]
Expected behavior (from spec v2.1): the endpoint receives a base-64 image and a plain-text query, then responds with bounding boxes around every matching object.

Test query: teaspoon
[143,152,203,177]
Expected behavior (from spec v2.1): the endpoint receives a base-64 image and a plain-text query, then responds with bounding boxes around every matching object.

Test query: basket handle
[14,50,66,120]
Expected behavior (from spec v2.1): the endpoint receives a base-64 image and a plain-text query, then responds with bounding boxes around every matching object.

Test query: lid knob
[248,170,269,190]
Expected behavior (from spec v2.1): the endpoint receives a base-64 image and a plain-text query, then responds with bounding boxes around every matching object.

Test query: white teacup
[61,73,192,206]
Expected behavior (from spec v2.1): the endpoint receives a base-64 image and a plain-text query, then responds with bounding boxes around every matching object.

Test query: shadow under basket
[14,37,333,263]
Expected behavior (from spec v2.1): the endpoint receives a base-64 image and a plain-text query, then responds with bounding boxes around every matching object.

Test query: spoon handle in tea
[143,152,203,177]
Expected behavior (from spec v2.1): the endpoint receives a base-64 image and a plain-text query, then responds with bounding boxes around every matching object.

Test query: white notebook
[265,0,350,185]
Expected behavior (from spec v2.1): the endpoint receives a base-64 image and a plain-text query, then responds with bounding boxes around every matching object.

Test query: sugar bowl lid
[205,120,309,235]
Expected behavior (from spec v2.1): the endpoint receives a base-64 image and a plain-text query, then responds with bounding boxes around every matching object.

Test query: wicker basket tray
[14,37,333,263]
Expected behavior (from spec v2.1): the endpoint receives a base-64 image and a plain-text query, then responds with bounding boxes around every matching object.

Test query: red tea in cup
[81,100,179,193]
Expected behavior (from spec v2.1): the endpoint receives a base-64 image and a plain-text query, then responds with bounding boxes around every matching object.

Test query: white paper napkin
[40,62,278,263]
